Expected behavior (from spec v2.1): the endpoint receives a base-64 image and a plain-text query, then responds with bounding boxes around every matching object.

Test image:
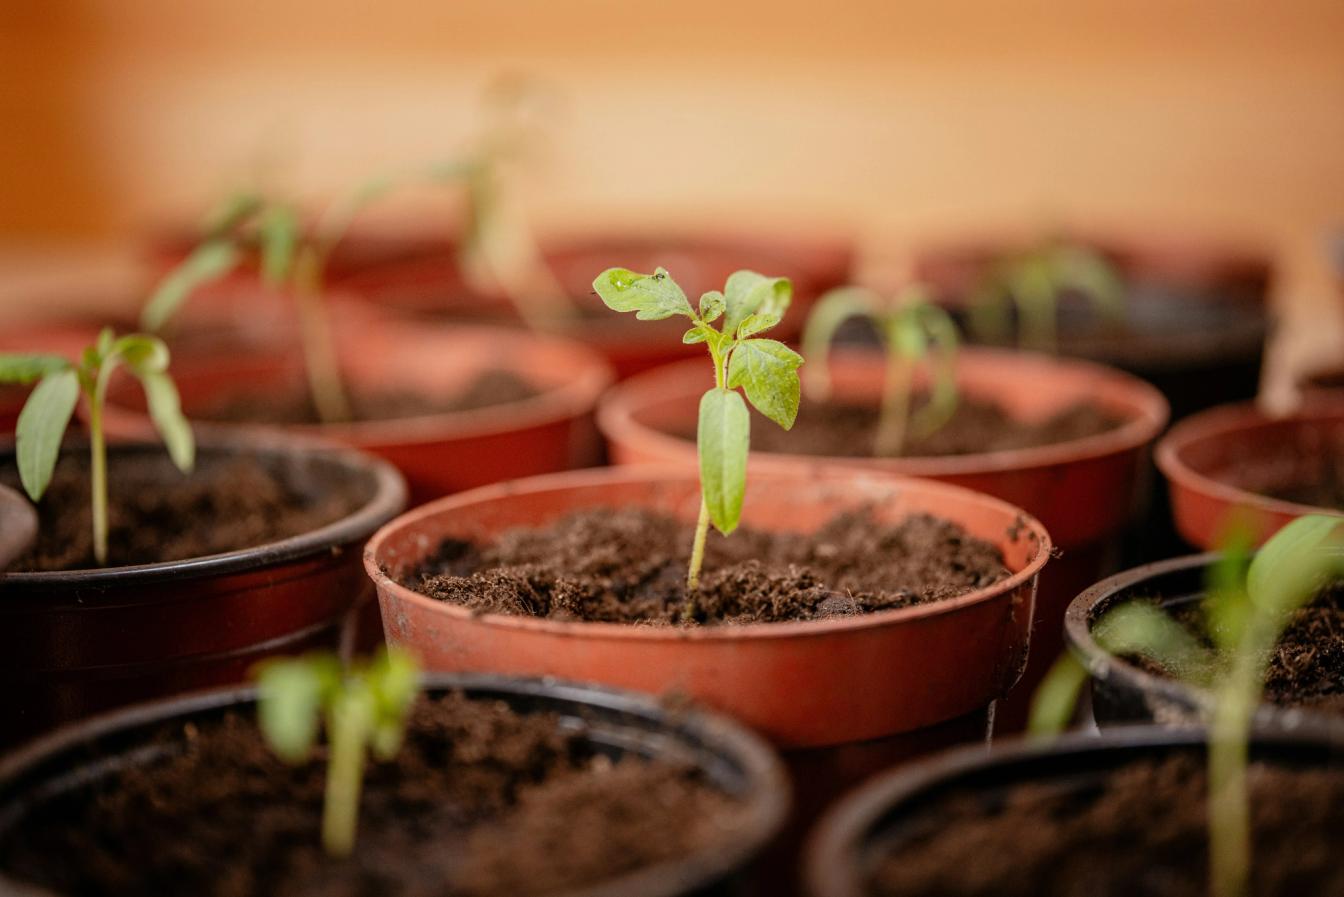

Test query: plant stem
[322,695,368,858]
[87,400,108,566]
[874,350,913,458]
[684,498,711,620]
[294,250,352,424]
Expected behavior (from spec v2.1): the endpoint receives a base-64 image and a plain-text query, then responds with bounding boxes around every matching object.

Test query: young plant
[254,647,420,858]
[801,284,959,457]
[970,241,1125,351]
[0,329,194,566]
[1029,515,1344,897]
[593,267,803,613]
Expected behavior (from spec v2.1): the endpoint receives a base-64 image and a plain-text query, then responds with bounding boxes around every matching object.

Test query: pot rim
[598,347,1170,478]
[363,464,1052,642]
[0,672,790,897]
[1155,397,1344,522]
[803,723,1340,897]
[0,429,407,590]
[1063,551,1344,732]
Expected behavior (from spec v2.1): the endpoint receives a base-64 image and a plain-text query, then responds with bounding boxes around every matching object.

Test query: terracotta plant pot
[597,349,1169,726]
[0,674,788,897]
[101,310,613,504]
[1064,553,1344,733]
[1156,398,1344,550]
[365,466,1050,749]
[913,232,1273,423]
[0,433,406,748]
[804,726,1343,897]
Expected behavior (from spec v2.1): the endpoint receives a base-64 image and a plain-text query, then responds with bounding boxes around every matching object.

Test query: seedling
[254,648,420,858]
[801,284,959,457]
[593,267,803,615]
[1030,515,1344,897]
[0,329,194,566]
[970,240,1125,351]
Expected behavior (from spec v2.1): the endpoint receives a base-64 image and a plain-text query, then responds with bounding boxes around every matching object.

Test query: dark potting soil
[680,396,1123,459]
[0,451,365,571]
[404,507,1010,625]
[203,369,541,425]
[0,692,743,897]
[1127,585,1344,718]
[864,753,1344,897]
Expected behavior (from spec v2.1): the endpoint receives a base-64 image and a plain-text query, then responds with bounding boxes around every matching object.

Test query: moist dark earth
[676,395,1123,458]
[866,753,1344,897]
[404,507,1012,625]
[202,369,540,425]
[1,451,366,571]
[0,693,742,897]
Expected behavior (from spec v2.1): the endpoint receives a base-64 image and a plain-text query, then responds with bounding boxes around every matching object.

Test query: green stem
[874,348,913,458]
[88,360,117,567]
[294,250,352,424]
[322,695,368,858]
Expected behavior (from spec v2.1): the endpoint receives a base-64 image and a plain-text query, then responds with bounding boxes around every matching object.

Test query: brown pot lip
[363,465,1052,642]
[598,348,1170,478]
[0,429,407,591]
[1155,397,1344,521]
[0,673,789,897]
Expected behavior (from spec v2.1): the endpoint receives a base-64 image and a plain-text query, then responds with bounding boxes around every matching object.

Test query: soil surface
[1128,585,1344,718]
[865,752,1344,897]
[1,451,366,571]
[203,369,540,425]
[0,692,742,897]
[674,396,1123,459]
[405,507,1010,625]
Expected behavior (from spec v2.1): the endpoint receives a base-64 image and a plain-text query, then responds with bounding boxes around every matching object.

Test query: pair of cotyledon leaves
[593,267,803,536]
[0,329,194,501]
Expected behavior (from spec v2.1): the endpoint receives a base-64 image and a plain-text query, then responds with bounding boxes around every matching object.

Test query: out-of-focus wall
[1,1,1342,268]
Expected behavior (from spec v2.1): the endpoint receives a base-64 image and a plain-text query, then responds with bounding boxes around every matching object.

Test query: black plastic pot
[0,673,790,897]
[0,484,36,572]
[1063,554,1344,733]
[0,433,406,748]
[805,726,1343,897]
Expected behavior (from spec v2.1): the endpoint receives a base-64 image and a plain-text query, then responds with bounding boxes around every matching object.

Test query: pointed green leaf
[15,369,80,501]
[111,334,170,376]
[255,659,330,764]
[258,205,300,286]
[698,388,749,535]
[800,287,875,399]
[723,271,791,336]
[202,190,264,239]
[0,354,70,385]
[726,338,803,429]
[682,327,709,345]
[698,290,725,322]
[592,267,693,321]
[138,371,195,473]
[142,240,241,331]
[1027,653,1089,738]
[1246,514,1344,618]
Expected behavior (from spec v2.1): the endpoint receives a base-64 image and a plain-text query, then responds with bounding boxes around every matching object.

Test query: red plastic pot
[597,349,1168,727]
[1156,398,1344,549]
[101,311,613,504]
[0,432,406,748]
[365,466,1050,749]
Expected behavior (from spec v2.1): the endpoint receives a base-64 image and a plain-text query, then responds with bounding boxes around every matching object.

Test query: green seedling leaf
[15,369,80,501]
[0,354,69,385]
[726,338,802,429]
[111,334,170,376]
[1093,601,1216,685]
[800,287,876,399]
[142,239,241,331]
[1028,653,1090,737]
[1052,245,1126,319]
[1247,514,1344,617]
[139,371,195,473]
[258,204,301,286]
[592,267,693,320]
[256,656,340,763]
[698,388,749,534]
[723,270,790,336]
[202,190,264,238]
[699,290,725,323]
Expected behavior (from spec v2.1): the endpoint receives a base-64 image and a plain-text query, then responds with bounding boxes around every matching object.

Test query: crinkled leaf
[726,338,803,429]
[723,271,791,336]
[258,205,300,286]
[698,388,749,535]
[592,267,693,320]
[698,290,725,323]
[142,240,241,331]
[800,287,875,399]
[15,370,80,501]
[0,354,69,385]
[111,334,170,376]
[139,370,195,473]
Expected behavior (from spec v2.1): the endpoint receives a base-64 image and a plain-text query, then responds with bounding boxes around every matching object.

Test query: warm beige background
[2,0,1342,383]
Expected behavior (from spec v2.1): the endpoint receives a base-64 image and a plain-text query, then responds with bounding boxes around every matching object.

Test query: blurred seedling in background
[593,266,802,617]
[0,329,194,566]
[970,240,1125,352]
[255,647,421,858]
[802,284,959,457]
[1030,514,1344,897]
